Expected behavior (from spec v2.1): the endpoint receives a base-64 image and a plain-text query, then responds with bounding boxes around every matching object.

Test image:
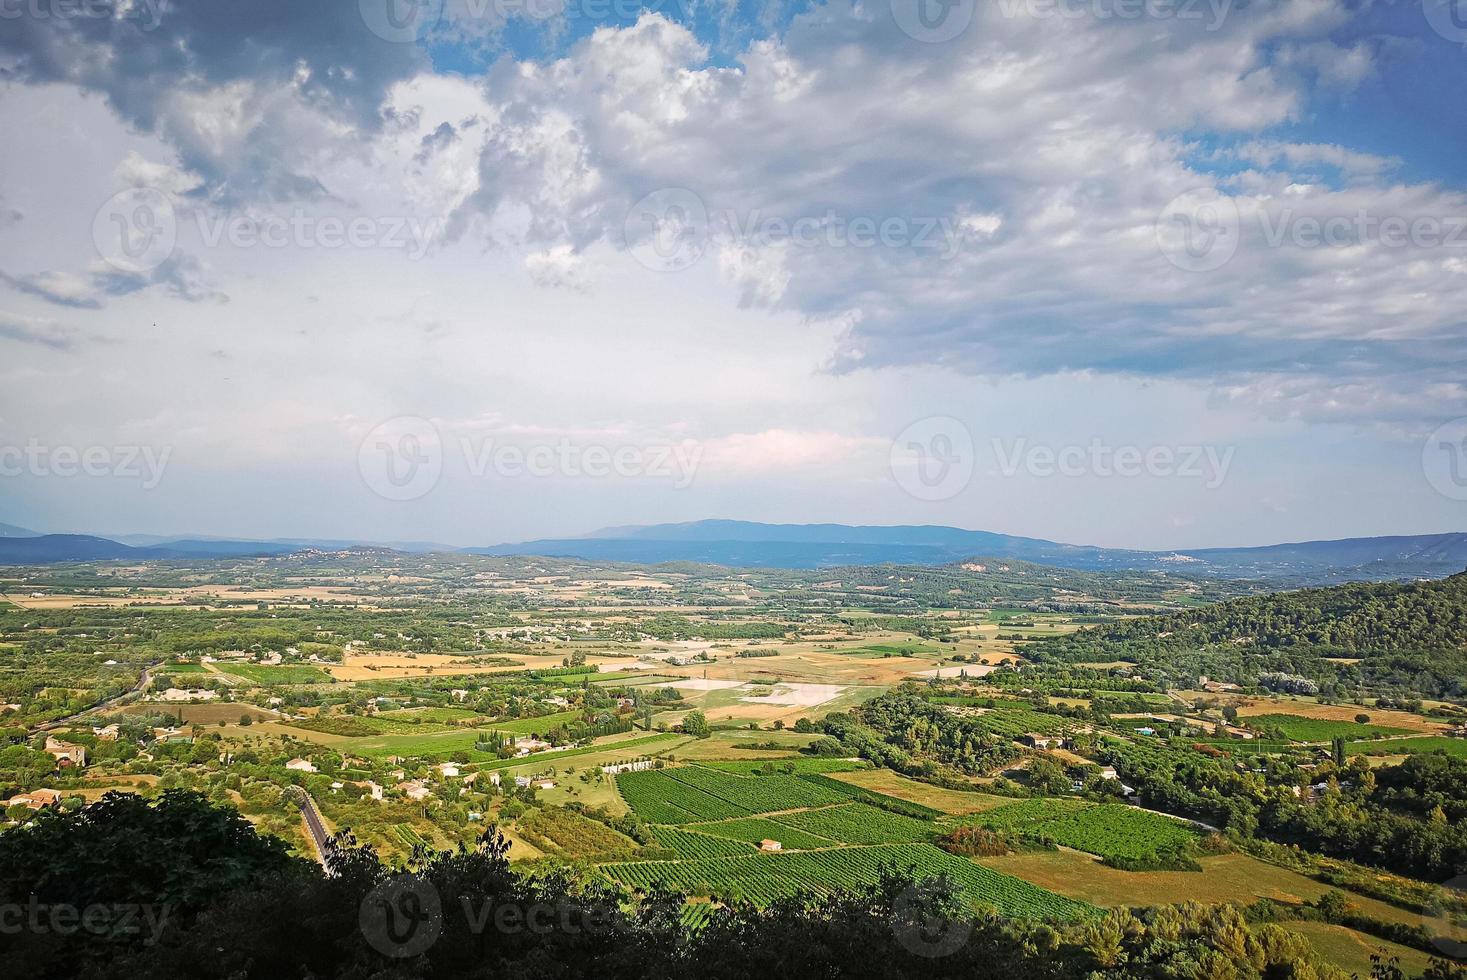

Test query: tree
[680,711,711,738]
[1355,713,1371,725]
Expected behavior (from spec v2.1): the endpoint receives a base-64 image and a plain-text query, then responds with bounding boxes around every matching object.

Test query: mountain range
[0,518,1463,584]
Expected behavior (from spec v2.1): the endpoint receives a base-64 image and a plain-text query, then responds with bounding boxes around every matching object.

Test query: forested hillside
[1032,572,1467,658]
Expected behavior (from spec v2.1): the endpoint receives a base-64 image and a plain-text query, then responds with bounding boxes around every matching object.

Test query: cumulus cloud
[408,3,1463,427]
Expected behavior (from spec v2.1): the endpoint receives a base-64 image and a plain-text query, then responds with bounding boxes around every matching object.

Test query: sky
[0,0,1464,550]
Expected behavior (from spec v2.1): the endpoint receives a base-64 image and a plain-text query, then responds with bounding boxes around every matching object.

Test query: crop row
[665,767,852,813]
[682,817,837,851]
[771,803,938,845]
[601,843,1095,919]
[615,770,751,823]
[971,801,1197,862]
[650,827,757,860]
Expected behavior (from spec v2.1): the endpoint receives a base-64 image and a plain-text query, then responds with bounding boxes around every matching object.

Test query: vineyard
[601,843,1096,918]
[614,765,920,825]
[681,817,836,851]
[970,801,1199,864]
[650,827,759,859]
[771,802,937,845]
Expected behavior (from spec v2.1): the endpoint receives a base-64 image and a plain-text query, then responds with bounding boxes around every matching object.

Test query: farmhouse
[758,839,783,851]
[1020,734,1063,749]
[7,789,62,810]
[438,762,461,778]
[92,724,120,740]
[44,737,86,768]
[401,781,432,801]
[285,758,318,773]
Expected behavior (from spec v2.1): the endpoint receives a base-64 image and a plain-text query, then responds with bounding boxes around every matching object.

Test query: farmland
[969,800,1200,865]
[602,842,1097,918]
[1243,714,1412,742]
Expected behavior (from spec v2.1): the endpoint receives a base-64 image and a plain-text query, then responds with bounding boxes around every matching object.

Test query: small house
[286,758,318,773]
[758,839,783,852]
[44,737,86,768]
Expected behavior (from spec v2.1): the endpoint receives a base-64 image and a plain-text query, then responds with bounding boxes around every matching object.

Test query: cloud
[1,255,223,309]
[409,4,1465,426]
[0,311,73,349]
[0,2,428,201]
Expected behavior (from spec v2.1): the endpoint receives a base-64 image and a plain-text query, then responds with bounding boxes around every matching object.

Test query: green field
[971,801,1199,864]
[219,663,335,685]
[158,661,207,674]
[681,817,837,851]
[601,843,1096,918]
[649,826,758,859]
[1243,714,1411,742]
[697,758,869,775]
[1346,736,1467,758]
[771,802,936,845]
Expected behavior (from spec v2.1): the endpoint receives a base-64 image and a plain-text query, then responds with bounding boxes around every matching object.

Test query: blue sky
[0,0,1463,549]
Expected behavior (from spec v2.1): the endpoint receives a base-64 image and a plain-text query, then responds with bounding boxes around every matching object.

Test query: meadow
[1244,713,1412,741]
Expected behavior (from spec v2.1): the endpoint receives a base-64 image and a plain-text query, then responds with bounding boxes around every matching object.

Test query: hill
[1026,571,1467,698]
[476,520,1467,584]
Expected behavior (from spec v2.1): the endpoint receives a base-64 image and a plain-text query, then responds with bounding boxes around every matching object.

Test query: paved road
[38,663,157,732]
[294,789,332,868]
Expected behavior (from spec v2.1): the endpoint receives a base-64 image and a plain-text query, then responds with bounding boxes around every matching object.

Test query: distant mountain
[0,522,37,538]
[475,521,1467,584]
[0,534,291,563]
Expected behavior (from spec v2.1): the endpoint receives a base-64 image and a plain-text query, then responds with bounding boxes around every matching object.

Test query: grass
[973,850,1422,927]
[828,769,1011,815]
[1244,714,1411,742]
[1284,921,1437,977]
[158,662,207,674]
[219,663,335,685]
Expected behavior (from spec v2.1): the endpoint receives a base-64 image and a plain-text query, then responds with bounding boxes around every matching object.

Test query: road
[38,663,158,732]
[294,788,333,868]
